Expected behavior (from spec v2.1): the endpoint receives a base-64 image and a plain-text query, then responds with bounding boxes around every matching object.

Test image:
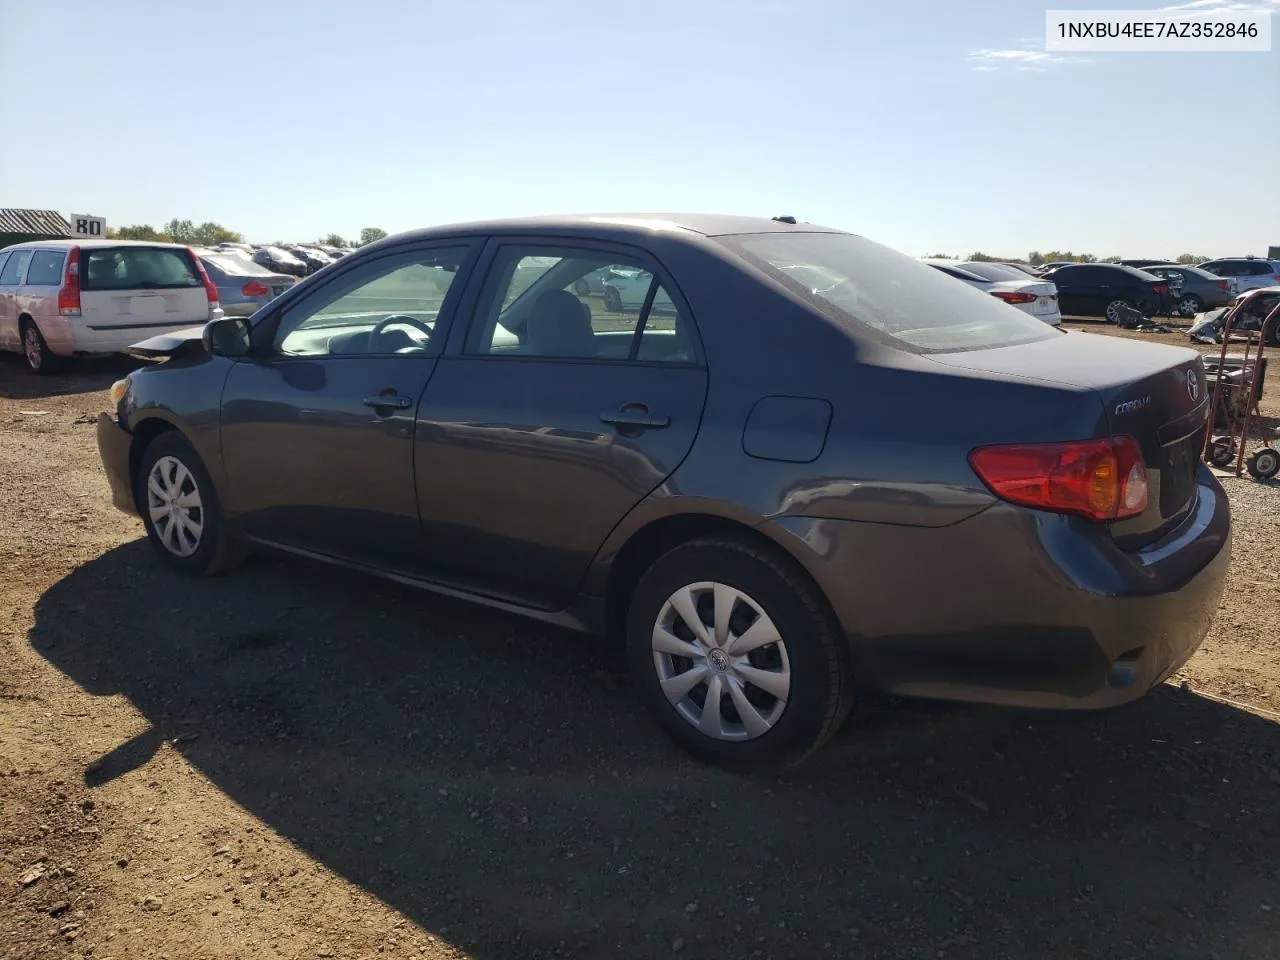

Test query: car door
[413,239,708,610]
[0,250,15,351]
[1048,266,1088,315]
[218,241,477,570]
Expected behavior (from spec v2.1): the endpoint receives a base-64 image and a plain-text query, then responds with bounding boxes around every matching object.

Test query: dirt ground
[2,319,1279,960]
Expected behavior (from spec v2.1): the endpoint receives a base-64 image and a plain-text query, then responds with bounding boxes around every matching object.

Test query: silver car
[193,250,296,318]
[0,239,221,374]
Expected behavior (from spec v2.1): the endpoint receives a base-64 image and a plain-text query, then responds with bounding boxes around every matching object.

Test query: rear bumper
[43,316,214,357]
[765,469,1231,709]
[96,413,137,516]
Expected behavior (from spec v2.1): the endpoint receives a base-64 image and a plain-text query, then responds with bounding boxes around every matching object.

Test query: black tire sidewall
[135,432,228,575]
[625,540,847,770]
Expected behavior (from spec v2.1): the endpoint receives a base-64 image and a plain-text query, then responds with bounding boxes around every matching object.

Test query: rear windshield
[81,246,201,291]
[719,232,1057,353]
[957,262,1031,282]
[201,254,278,278]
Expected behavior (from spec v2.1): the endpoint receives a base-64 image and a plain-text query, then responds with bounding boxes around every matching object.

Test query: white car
[601,268,676,314]
[0,239,222,374]
[1197,258,1280,295]
[924,260,1062,325]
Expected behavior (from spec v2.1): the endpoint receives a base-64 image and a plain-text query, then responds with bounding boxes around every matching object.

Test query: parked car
[1119,259,1174,270]
[215,242,255,256]
[924,260,1062,325]
[601,267,676,313]
[1142,265,1236,317]
[1197,257,1280,294]
[194,250,296,318]
[0,240,221,374]
[285,246,335,275]
[1039,263,1171,322]
[95,214,1229,769]
[1037,261,1077,273]
[252,246,307,277]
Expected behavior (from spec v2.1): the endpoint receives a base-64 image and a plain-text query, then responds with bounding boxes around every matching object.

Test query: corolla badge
[1114,396,1152,416]
[1186,368,1199,401]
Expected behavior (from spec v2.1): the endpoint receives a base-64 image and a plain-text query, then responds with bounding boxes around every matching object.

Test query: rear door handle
[600,402,670,429]
[362,394,413,409]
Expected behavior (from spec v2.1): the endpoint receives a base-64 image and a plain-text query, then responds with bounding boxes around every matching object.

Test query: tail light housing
[57,245,81,316]
[241,280,269,297]
[1151,283,1169,295]
[991,291,1037,304]
[968,436,1148,522]
[1217,279,1230,292]
[187,247,221,317]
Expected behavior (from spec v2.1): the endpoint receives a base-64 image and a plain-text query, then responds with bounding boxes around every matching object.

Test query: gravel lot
[2,322,1279,960]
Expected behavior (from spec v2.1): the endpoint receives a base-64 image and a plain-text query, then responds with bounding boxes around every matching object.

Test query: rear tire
[20,318,59,375]
[625,537,853,771]
[135,432,243,576]
[1104,299,1134,325]
[1178,294,1203,318]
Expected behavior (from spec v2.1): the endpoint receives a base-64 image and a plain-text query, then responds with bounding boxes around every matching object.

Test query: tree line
[106,221,390,249]
[925,250,1213,266]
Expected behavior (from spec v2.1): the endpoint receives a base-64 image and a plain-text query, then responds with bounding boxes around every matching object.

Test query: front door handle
[600,402,670,429]
[362,394,413,410]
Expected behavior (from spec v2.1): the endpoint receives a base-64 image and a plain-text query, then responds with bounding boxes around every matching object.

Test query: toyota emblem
[1186,368,1199,401]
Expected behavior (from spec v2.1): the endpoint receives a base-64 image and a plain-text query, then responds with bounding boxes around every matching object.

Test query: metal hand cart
[1201,288,1280,481]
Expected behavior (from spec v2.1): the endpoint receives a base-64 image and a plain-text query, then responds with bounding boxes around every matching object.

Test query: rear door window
[1251,261,1276,276]
[0,250,33,285]
[81,247,202,291]
[25,251,66,286]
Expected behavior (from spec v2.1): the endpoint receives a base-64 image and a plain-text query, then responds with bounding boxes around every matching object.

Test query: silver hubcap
[1180,297,1198,316]
[651,582,791,741]
[146,456,204,557]
[23,328,41,369]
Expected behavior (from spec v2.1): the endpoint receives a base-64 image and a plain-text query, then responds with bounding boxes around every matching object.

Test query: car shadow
[0,353,146,400]
[30,543,1280,959]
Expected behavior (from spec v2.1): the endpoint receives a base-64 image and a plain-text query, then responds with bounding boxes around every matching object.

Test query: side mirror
[203,316,252,357]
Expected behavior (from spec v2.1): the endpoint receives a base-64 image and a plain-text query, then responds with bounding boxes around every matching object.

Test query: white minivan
[0,239,223,374]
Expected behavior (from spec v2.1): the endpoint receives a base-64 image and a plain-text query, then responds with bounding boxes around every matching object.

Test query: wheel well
[127,418,179,501]
[604,513,825,638]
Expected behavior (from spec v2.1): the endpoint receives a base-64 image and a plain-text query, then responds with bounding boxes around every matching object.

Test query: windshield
[720,232,1057,353]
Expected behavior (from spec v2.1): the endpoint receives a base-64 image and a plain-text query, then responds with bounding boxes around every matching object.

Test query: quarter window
[274,247,467,357]
[466,246,694,364]
[25,251,66,286]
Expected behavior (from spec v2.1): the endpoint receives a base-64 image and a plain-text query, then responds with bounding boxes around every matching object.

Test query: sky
[2,0,1276,259]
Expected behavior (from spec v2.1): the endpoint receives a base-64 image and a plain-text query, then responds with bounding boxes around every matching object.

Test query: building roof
[0,209,72,236]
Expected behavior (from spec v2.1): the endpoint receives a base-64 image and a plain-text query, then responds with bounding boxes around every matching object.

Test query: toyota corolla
[96,214,1230,769]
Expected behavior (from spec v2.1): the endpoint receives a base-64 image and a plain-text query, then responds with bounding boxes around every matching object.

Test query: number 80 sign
[69,214,106,238]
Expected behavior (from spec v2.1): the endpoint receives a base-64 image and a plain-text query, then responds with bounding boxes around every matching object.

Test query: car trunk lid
[79,246,211,332]
[932,331,1208,546]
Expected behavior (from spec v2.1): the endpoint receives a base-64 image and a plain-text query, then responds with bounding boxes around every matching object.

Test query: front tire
[603,285,623,313]
[136,432,242,576]
[20,319,59,375]
[625,537,853,771]
[1103,299,1134,325]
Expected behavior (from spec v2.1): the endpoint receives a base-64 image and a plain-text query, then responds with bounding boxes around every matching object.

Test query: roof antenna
[772,215,797,225]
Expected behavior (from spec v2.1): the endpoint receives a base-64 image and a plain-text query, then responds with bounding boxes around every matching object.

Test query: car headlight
[109,377,131,407]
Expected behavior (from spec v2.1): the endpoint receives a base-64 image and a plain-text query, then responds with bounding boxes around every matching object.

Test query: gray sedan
[194,250,296,316]
[1143,265,1236,317]
[95,214,1229,769]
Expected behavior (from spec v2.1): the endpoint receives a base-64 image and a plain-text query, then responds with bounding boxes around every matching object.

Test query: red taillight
[241,280,269,297]
[57,245,81,316]
[1152,283,1169,295]
[187,247,220,312]
[1217,279,1230,292]
[968,436,1148,522]
[991,291,1037,304]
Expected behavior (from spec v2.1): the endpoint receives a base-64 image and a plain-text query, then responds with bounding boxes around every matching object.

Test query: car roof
[1,238,189,250]
[377,213,846,245]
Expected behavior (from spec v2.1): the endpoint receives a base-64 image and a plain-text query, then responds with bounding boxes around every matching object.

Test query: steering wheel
[368,314,433,352]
